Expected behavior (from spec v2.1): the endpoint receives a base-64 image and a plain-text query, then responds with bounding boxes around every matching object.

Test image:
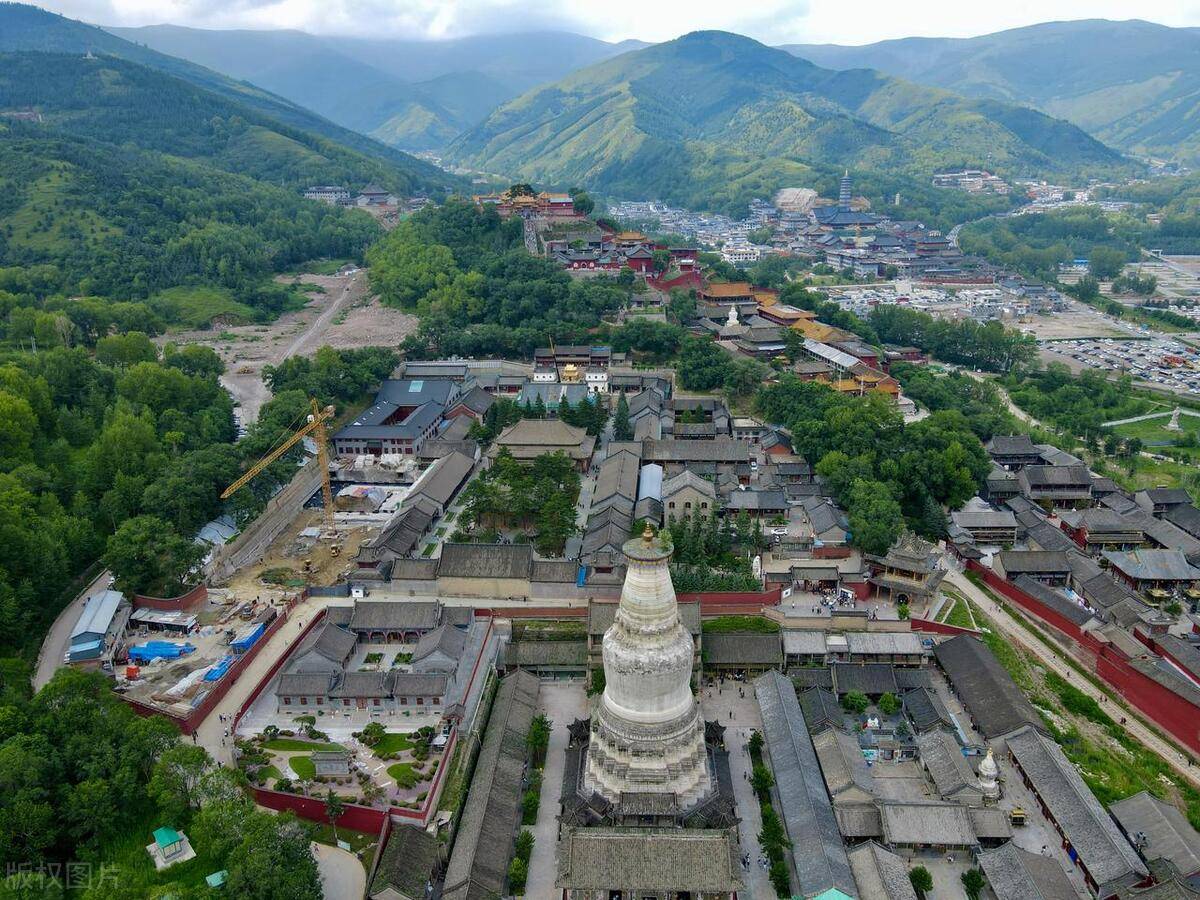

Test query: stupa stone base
[583,698,713,809]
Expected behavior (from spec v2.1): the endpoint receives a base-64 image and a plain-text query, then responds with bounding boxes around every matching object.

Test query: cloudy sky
[39,0,1200,44]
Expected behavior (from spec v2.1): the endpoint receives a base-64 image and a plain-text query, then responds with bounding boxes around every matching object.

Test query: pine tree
[613,391,633,440]
[532,394,546,419]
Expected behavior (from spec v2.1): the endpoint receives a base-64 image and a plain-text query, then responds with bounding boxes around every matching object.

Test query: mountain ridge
[0,2,457,187]
[449,30,1128,215]
[105,22,649,151]
[782,18,1200,164]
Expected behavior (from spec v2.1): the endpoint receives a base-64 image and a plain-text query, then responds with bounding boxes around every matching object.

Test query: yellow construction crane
[221,398,336,529]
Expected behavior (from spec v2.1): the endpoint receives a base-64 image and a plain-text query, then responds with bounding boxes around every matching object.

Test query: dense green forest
[370,201,630,357]
[0,135,379,320]
[869,304,1038,372]
[0,669,321,898]
[756,376,991,552]
[959,201,1200,278]
[0,3,460,190]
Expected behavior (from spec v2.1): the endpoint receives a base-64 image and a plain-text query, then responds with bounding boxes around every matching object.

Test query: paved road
[947,568,1200,790]
[312,841,366,900]
[525,683,587,898]
[702,683,773,898]
[33,568,113,691]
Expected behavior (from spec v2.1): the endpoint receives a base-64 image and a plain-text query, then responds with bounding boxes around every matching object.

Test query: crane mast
[221,398,336,530]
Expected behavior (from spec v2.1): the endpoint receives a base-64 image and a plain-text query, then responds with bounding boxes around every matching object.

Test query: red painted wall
[252,787,385,832]
[133,583,208,611]
[966,560,1200,755]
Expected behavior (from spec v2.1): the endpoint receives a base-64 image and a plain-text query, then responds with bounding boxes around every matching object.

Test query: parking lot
[1040,336,1200,396]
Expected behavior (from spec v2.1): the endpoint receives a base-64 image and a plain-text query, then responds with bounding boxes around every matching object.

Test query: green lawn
[309,822,377,859]
[95,806,220,895]
[701,615,780,634]
[387,762,420,788]
[1113,414,1200,444]
[263,738,346,752]
[938,597,976,630]
[372,733,414,755]
[289,755,316,780]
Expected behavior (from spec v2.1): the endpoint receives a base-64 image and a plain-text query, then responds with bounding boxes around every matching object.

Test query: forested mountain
[0,52,389,318]
[0,52,447,193]
[784,19,1200,166]
[0,2,457,183]
[107,22,646,151]
[448,31,1129,215]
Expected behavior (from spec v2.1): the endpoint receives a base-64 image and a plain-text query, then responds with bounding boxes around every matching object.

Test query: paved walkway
[201,594,344,764]
[526,682,587,899]
[947,567,1200,789]
[701,681,772,898]
[33,568,113,691]
[312,841,366,900]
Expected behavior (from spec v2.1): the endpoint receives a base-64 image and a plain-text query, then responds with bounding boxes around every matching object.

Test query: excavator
[221,398,339,550]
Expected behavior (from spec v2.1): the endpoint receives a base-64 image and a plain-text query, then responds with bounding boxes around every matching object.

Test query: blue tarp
[128,641,195,663]
[231,623,265,653]
[203,655,234,682]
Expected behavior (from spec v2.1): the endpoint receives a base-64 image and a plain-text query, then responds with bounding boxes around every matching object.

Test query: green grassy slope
[448,31,1129,214]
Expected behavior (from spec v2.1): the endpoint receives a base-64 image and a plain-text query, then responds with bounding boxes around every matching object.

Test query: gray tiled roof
[847,841,918,900]
[934,635,1044,739]
[1012,575,1098,627]
[390,673,449,697]
[276,672,333,697]
[976,841,1079,900]
[754,671,855,898]
[442,671,539,900]
[412,623,468,663]
[879,801,977,847]
[295,621,357,666]
[330,671,390,698]
[349,600,441,632]
[997,550,1073,574]
[503,640,587,667]
[1110,791,1200,879]
[369,824,439,900]
[813,727,874,800]
[916,729,982,801]
[702,632,782,666]
[831,663,898,696]
[556,827,741,893]
[1007,725,1148,890]
[1103,549,1200,582]
[903,687,954,733]
[437,543,532,580]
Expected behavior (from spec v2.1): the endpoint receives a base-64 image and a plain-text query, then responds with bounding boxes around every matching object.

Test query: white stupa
[583,526,713,808]
[978,748,1000,801]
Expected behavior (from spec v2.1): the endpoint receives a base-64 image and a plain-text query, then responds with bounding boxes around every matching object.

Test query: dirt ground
[159,269,417,425]
[222,508,374,597]
[1014,300,1132,341]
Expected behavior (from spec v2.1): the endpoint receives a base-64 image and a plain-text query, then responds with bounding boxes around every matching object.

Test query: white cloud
[36,0,1200,43]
